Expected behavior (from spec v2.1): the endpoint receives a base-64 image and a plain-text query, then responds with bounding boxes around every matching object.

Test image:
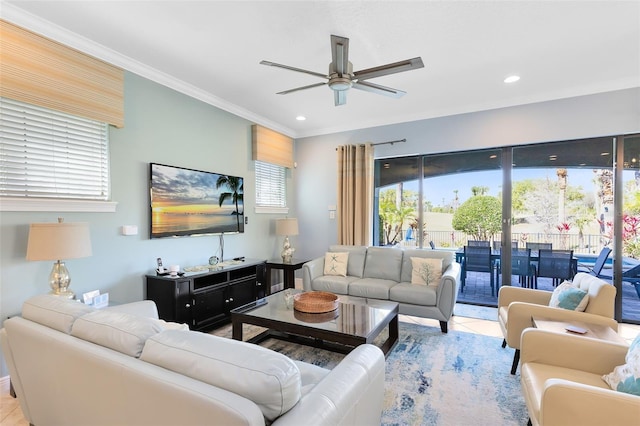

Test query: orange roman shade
[0,20,124,128]
[252,124,294,168]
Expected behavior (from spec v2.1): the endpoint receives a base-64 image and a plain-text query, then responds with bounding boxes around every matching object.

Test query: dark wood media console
[145,259,266,332]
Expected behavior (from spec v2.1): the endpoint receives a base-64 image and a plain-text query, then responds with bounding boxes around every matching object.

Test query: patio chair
[497,248,537,288]
[461,245,496,295]
[576,246,612,277]
[492,240,518,250]
[468,240,490,247]
[525,242,552,250]
[599,263,640,299]
[536,249,574,286]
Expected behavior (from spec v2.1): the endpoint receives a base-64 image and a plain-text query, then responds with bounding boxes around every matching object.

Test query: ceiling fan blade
[354,57,424,81]
[353,81,406,98]
[334,90,347,106]
[260,60,327,79]
[330,35,350,76]
[276,82,327,95]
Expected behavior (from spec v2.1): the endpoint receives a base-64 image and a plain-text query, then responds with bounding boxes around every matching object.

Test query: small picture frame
[93,293,109,309]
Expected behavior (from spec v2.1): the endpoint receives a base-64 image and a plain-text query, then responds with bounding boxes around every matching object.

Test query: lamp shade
[276,218,299,236]
[26,221,92,261]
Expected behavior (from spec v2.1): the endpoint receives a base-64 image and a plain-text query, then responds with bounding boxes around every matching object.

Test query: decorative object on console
[293,291,339,313]
[26,217,92,299]
[276,218,299,263]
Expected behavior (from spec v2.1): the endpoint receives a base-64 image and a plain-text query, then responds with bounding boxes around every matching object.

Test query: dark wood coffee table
[231,291,399,357]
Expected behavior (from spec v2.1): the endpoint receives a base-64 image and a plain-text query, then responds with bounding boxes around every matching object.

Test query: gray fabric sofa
[302,245,461,332]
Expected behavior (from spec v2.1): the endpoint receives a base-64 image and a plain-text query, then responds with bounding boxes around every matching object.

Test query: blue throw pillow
[602,333,640,396]
[548,281,589,311]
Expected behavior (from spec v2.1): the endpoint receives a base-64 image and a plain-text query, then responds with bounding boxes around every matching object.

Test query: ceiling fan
[260,35,424,106]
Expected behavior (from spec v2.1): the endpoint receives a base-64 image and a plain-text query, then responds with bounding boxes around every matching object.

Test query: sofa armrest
[498,286,552,309]
[273,344,385,426]
[103,300,159,319]
[435,261,461,318]
[540,378,640,426]
[302,257,325,292]
[505,302,618,349]
[521,328,627,374]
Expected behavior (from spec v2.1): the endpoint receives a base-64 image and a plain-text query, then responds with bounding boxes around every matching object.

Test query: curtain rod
[336,139,406,150]
[371,138,406,147]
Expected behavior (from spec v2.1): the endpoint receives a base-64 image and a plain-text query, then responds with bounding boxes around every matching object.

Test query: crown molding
[0,3,296,138]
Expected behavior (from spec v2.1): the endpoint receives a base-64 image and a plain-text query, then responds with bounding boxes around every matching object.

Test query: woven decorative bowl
[293,291,339,313]
[294,308,339,323]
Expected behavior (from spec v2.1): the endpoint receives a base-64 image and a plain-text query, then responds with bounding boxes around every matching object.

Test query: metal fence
[403,230,608,255]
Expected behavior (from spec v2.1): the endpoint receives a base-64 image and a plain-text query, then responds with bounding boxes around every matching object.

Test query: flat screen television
[149,163,244,238]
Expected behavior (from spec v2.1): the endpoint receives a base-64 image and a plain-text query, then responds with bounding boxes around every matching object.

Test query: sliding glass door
[373,134,640,323]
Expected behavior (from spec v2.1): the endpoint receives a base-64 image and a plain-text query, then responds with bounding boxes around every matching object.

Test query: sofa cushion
[311,275,359,294]
[410,257,443,287]
[548,281,589,311]
[140,329,301,421]
[329,245,368,278]
[71,310,172,357]
[349,278,398,299]
[363,247,403,282]
[324,252,349,276]
[22,294,95,334]
[602,333,640,396]
[400,249,453,283]
[389,283,437,306]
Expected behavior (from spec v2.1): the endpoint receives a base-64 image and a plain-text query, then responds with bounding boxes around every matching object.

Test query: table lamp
[276,218,298,263]
[26,218,92,299]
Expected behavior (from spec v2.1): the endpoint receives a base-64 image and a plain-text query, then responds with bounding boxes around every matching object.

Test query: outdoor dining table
[455,248,578,287]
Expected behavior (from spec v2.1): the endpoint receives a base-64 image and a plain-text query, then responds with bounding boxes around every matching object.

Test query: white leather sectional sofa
[1,295,385,426]
[302,245,461,332]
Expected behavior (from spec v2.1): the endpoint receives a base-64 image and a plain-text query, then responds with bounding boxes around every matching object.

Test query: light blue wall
[294,88,640,262]
[0,72,292,375]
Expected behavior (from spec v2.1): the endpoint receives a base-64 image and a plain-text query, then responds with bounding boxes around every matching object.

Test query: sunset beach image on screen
[149,163,244,238]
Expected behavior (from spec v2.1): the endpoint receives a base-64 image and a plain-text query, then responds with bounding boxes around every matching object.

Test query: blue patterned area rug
[213,322,528,425]
[453,303,499,321]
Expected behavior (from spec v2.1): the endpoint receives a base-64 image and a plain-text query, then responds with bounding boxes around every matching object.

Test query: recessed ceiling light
[600,152,610,156]
[489,154,497,159]
[295,115,306,121]
[504,75,520,83]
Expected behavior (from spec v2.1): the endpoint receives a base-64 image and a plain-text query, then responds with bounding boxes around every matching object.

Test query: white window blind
[0,97,110,200]
[255,160,286,207]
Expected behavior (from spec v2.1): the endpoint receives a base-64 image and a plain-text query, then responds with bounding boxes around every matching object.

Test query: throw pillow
[324,252,348,276]
[548,281,589,311]
[410,257,443,287]
[602,333,640,396]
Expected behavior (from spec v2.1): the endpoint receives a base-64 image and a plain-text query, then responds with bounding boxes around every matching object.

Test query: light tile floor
[1,311,638,426]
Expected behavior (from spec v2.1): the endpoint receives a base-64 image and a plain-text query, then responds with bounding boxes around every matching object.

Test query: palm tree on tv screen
[216,175,243,231]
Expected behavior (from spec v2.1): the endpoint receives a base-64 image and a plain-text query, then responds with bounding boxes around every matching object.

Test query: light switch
[329,211,336,219]
[121,225,138,235]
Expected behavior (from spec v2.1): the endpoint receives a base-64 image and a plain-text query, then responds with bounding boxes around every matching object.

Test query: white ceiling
[3,1,639,139]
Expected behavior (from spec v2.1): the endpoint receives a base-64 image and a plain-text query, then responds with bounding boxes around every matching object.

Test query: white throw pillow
[324,252,349,276]
[548,281,589,311]
[411,257,443,287]
[602,333,640,396]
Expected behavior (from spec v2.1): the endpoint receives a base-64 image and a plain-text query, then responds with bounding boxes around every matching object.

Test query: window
[1,97,110,203]
[255,160,287,211]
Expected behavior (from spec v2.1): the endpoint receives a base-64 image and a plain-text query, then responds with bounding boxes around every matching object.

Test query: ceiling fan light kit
[261,35,424,106]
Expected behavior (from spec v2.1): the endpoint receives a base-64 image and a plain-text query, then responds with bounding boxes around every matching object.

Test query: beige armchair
[520,328,638,426]
[498,272,617,374]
